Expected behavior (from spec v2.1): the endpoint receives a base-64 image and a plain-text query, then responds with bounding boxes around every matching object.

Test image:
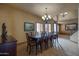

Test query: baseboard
[59,33,70,35]
[17,41,27,45]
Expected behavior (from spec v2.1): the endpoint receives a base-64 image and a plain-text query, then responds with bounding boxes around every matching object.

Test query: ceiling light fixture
[42,8,51,21]
[60,12,68,17]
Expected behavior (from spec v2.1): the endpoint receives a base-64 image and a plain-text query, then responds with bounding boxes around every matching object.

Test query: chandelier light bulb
[42,16,45,20]
[48,15,51,19]
[46,17,49,20]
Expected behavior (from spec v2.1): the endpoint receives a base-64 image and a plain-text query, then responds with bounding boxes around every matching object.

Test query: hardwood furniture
[26,33,42,55]
[0,36,17,56]
[46,33,58,48]
[41,32,50,49]
[26,32,58,55]
[26,33,37,55]
[48,34,53,48]
[52,34,58,48]
[31,34,43,52]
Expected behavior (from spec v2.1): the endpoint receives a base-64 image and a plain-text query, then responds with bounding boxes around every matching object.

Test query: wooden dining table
[28,32,58,55]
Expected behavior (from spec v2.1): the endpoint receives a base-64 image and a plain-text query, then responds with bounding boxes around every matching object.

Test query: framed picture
[24,22,34,31]
[65,23,78,31]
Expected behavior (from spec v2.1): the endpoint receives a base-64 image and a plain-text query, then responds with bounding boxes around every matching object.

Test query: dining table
[28,32,58,55]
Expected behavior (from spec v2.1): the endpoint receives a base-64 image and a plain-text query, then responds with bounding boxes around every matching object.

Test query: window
[49,24,51,32]
[45,24,51,32]
[54,23,59,33]
[40,24,43,32]
[54,23,57,33]
[36,23,43,33]
[57,24,59,33]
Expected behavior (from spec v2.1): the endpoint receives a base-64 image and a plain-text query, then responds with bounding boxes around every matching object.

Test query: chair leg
[27,45,28,51]
[36,44,37,55]
[50,39,53,47]
[46,40,49,49]
[52,39,54,47]
[27,45,30,55]
[53,39,55,48]
[53,38,58,48]
[40,42,42,53]
[29,46,31,55]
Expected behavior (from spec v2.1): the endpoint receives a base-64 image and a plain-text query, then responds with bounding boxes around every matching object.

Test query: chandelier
[42,8,51,21]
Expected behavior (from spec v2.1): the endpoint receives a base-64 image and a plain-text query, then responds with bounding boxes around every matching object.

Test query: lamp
[42,8,51,21]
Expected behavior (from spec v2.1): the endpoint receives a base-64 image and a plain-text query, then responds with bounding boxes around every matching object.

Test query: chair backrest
[26,33,30,42]
[41,32,45,39]
[53,34,58,39]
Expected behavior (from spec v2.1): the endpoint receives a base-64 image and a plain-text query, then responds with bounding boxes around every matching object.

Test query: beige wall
[59,18,78,35]
[59,24,71,35]
[0,4,42,44]
[58,8,78,35]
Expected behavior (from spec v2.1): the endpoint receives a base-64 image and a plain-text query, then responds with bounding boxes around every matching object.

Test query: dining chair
[40,33,46,50]
[26,33,37,55]
[49,34,54,47]
[52,34,58,48]
[41,32,49,49]
[26,33,42,55]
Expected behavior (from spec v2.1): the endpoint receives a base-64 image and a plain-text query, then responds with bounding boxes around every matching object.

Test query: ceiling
[9,3,78,18]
